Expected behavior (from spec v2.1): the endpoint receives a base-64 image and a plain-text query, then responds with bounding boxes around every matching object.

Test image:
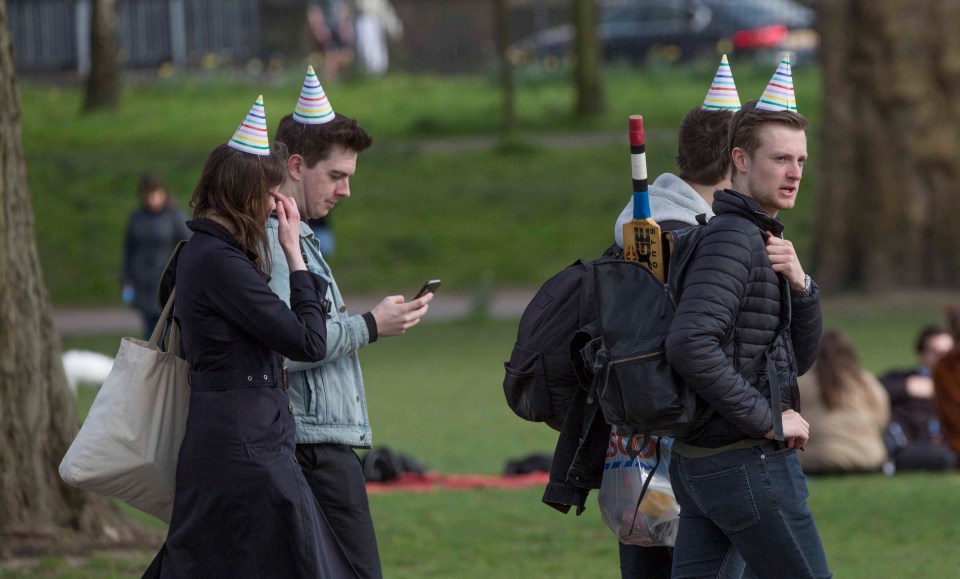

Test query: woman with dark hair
[121,173,191,337]
[145,98,355,578]
[797,330,890,474]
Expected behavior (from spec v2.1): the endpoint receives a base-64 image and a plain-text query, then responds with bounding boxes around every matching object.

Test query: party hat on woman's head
[293,65,335,124]
[228,95,270,155]
[702,54,740,111]
[757,54,798,112]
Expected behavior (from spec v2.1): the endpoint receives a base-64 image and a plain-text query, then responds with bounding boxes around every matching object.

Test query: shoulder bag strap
[148,288,177,350]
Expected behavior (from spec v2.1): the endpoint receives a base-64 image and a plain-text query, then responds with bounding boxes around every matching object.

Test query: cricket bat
[622,115,665,281]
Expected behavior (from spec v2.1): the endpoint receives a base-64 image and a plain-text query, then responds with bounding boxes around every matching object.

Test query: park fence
[7,0,260,73]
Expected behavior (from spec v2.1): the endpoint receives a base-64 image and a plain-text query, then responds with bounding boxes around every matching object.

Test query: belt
[190,365,289,392]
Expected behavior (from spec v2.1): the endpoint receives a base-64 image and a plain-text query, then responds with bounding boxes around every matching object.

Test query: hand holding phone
[414,279,441,300]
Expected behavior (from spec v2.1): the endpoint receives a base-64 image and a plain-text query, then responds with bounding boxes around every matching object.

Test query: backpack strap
[767,274,793,442]
[740,275,792,442]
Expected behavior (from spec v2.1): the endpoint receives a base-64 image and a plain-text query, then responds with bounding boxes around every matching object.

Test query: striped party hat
[702,54,740,111]
[756,54,798,112]
[228,95,270,156]
[293,65,335,124]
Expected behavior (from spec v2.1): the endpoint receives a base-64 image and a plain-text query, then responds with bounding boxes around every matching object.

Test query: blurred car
[513,0,818,68]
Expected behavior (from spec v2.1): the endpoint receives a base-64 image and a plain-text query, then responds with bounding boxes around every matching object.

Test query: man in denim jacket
[267,108,432,578]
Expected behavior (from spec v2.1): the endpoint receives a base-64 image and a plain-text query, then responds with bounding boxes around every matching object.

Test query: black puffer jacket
[665,189,822,447]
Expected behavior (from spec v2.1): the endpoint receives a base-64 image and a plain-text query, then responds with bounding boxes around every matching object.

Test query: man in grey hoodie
[611,64,748,577]
[612,104,744,579]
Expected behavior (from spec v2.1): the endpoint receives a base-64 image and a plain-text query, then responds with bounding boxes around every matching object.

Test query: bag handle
[628,436,661,535]
[148,288,177,350]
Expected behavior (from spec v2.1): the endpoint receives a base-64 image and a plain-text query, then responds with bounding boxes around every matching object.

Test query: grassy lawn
[21,65,820,306]
[18,63,956,577]
[38,295,960,578]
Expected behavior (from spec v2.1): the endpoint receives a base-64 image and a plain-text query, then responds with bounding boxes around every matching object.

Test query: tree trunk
[1,0,149,558]
[572,0,605,117]
[815,0,960,291]
[82,0,120,113]
[495,0,516,137]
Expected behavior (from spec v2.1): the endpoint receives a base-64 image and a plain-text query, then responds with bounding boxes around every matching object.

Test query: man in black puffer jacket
[665,97,830,578]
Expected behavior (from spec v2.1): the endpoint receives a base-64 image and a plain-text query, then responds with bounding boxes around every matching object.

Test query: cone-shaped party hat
[228,95,270,155]
[293,65,335,124]
[756,54,797,112]
[701,54,741,111]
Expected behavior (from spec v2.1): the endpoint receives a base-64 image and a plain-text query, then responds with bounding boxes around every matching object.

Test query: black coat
[149,219,356,578]
[665,190,822,447]
[122,206,191,315]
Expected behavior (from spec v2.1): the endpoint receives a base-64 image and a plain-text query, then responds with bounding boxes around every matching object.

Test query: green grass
[21,65,821,305]
[37,299,960,578]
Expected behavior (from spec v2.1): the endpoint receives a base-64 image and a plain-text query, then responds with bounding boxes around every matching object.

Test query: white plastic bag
[598,428,680,547]
[59,292,189,522]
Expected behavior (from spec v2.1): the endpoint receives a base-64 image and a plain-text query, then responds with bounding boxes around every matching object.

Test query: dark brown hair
[190,144,284,273]
[138,173,169,204]
[676,107,733,186]
[815,330,868,410]
[274,113,373,168]
[728,100,808,159]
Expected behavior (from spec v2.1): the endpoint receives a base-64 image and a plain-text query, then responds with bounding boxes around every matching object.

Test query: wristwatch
[792,274,813,297]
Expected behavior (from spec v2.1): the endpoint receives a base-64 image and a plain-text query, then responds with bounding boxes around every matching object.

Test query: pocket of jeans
[760,446,810,509]
[687,465,760,532]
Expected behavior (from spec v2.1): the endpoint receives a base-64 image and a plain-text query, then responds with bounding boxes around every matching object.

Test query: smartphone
[414,279,442,300]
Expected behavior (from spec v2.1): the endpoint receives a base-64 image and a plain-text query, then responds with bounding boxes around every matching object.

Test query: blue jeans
[669,441,831,579]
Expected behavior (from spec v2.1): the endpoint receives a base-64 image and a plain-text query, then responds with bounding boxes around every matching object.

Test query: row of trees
[3,0,960,557]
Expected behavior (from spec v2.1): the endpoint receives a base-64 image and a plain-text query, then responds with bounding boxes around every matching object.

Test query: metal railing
[8,0,260,73]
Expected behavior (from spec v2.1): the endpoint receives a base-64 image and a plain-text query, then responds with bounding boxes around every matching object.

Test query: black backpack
[591,223,709,440]
[503,245,620,431]
[593,218,791,442]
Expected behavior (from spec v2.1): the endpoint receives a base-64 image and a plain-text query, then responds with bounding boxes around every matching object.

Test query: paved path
[53,290,536,336]
[395,128,677,154]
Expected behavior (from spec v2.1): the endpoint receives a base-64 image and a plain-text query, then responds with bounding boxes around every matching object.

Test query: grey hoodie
[614,172,715,248]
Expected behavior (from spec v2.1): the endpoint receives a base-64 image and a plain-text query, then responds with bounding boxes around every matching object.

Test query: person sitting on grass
[798,330,890,475]
[880,325,957,471]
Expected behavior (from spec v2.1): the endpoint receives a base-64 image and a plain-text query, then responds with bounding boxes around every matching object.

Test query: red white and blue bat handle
[629,115,650,220]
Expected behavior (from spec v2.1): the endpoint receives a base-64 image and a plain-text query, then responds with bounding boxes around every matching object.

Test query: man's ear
[287,154,304,180]
[731,147,749,173]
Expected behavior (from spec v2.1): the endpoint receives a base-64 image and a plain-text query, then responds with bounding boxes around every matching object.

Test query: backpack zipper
[613,350,665,364]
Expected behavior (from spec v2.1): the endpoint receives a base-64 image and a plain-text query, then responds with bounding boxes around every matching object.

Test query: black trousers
[619,543,672,579]
[296,443,382,579]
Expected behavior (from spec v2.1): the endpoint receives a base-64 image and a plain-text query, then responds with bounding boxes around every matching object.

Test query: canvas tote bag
[59,289,189,522]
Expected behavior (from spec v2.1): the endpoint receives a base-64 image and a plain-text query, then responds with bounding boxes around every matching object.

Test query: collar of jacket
[713,189,785,238]
[187,218,265,267]
[267,213,315,240]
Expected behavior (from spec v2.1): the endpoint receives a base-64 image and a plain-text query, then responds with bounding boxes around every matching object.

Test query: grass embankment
[39,294,960,578]
[22,64,820,306]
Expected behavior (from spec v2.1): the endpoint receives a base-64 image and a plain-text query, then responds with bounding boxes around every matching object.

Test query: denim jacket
[266,216,373,447]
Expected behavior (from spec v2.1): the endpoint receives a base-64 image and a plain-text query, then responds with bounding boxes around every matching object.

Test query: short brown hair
[729,100,808,159]
[675,107,733,185]
[274,113,373,168]
[190,144,285,273]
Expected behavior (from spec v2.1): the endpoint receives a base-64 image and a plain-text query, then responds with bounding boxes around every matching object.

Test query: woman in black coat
[145,103,355,578]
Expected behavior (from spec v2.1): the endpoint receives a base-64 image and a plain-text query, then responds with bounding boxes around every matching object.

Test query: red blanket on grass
[365,472,550,494]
